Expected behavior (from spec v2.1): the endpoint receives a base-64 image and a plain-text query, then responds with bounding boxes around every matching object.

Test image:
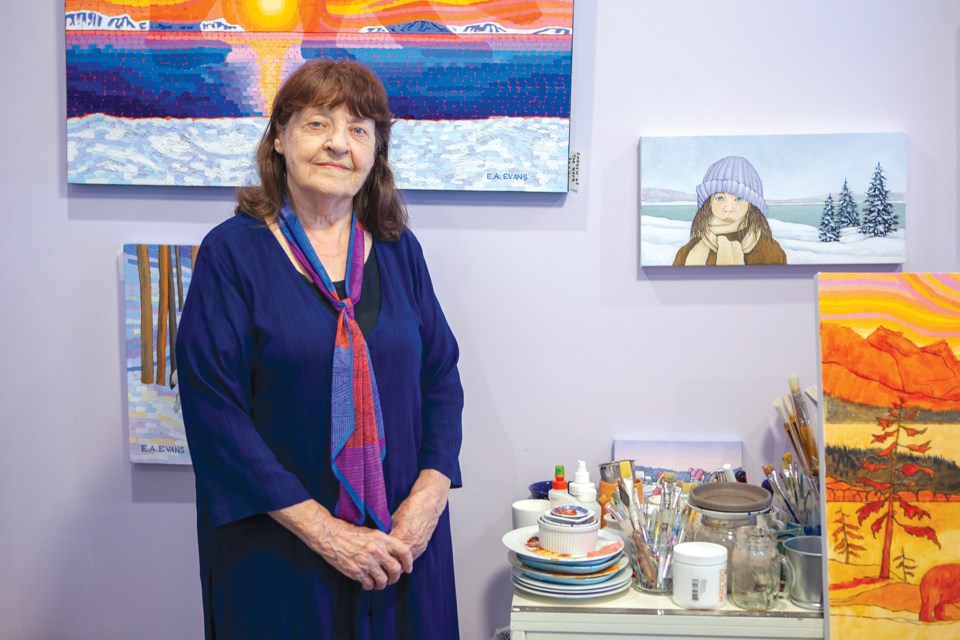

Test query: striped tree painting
[124,244,199,464]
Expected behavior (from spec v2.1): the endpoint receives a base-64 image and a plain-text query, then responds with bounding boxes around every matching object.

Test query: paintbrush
[617,461,646,536]
[652,471,676,552]
[781,453,803,509]
[788,374,821,477]
[763,463,801,524]
[774,395,811,476]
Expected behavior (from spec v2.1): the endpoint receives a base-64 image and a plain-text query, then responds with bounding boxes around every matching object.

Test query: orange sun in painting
[221,0,305,32]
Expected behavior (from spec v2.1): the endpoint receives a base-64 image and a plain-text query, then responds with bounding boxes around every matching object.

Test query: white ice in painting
[66,11,243,32]
[359,21,571,35]
[67,114,571,191]
[641,215,905,266]
[66,11,148,31]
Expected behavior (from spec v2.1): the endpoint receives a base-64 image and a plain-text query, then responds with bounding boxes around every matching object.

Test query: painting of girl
[673,156,787,266]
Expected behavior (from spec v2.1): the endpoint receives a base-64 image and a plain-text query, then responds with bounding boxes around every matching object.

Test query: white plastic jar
[670,542,727,609]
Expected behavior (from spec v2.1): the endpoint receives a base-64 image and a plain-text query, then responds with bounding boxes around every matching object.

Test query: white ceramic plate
[511,574,633,600]
[512,565,632,593]
[501,526,624,565]
[515,552,623,574]
[509,552,629,585]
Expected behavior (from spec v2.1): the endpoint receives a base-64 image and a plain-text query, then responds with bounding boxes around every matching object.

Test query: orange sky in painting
[65,0,573,32]
[818,272,960,357]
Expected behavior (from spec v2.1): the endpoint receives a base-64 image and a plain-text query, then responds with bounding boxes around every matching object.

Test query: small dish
[538,516,599,554]
[541,504,596,526]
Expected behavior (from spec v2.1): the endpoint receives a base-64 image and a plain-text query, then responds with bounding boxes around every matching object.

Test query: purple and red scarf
[278,201,390,532]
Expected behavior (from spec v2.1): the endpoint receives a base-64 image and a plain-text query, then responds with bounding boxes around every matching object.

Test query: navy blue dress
[176,214,463,639]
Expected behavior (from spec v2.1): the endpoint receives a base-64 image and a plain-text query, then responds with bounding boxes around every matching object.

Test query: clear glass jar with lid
[692,511,752,558]
[687,481,773,593]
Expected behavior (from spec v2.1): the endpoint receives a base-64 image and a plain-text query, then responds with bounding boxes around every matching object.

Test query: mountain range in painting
[821,323,960,412]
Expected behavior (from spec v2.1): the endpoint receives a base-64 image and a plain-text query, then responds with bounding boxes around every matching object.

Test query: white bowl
[538,516,600,555]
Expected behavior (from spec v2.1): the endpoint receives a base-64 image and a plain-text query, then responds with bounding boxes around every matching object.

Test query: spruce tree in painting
[818,193,840,242]
[836,179,860,228]
[831,507,865,564]
[856,400,940,580]
[859,163,898,237]
[894,546,917,583]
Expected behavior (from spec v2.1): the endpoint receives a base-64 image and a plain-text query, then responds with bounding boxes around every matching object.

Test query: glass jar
[692,512,751,591]
[730,525,792,611]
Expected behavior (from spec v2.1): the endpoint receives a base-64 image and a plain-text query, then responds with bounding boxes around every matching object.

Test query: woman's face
[273,104,376,211]
[710,192,749,223]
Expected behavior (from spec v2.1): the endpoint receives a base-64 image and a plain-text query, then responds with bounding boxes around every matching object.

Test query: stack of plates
[501,525,631,599]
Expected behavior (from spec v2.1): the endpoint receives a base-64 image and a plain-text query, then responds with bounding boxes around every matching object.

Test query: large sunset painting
[66,1,574,191]
[818,273,960,638]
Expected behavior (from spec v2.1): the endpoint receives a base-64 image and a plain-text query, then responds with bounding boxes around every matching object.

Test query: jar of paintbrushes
[605,463,695,594]
[762,453,821,537]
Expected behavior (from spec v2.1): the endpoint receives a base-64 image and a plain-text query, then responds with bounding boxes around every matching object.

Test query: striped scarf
[278,201,390,532]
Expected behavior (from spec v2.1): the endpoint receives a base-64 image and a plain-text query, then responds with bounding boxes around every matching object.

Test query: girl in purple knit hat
[673,156,787,265]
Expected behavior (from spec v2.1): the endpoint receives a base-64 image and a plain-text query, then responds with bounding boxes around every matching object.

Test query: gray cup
[783,535,823,610]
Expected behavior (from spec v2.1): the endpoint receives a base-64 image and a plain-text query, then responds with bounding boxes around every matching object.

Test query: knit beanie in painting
[695,155,768,215]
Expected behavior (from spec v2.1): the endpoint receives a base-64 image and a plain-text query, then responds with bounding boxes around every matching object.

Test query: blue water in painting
[66,41,572,120]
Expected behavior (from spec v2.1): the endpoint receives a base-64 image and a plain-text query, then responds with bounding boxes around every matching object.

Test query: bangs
[279,61,392,124]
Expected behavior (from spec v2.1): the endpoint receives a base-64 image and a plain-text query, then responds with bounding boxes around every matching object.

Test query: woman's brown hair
[236,59,407,240]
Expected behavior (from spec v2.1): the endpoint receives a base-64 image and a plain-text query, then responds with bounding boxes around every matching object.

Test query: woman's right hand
[270,499,413,591]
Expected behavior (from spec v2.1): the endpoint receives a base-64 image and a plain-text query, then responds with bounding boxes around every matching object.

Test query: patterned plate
[508,552,628,584]
[501,525,624,566]
[511,573,632,600]
[512,565,632,592]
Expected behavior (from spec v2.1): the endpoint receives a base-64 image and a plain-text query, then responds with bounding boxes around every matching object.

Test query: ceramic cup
[511,498,551,529]
[783,535,823,610]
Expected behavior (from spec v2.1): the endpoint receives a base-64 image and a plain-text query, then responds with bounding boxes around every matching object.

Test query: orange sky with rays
[66,0,572,32]
[818,273,960,357]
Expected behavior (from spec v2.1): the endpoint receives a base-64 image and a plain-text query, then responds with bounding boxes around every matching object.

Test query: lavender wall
[3,2,959,639]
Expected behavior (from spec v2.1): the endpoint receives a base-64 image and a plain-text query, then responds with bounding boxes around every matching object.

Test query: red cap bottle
[552,464,568,490]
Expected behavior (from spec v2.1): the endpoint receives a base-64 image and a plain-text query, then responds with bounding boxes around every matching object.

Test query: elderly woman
[176,59,464,639]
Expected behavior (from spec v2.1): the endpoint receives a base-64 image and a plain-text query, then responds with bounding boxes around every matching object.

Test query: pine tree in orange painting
[818,272,960,638]
[855,400,940,580]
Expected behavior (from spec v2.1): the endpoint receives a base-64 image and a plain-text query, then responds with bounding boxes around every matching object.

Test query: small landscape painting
[817,273,960,638]
[641,133,906,267]
[123,244,198,464]
[612,440,743,488]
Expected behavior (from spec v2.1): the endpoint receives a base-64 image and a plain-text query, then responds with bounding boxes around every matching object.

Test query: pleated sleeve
[176,231,311,527]
[407,233,464,488]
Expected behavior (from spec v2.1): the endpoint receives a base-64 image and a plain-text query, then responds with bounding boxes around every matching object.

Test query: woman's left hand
[390,469,451,562]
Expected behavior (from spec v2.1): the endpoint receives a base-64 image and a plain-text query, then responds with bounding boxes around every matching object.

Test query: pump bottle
[567,460,602,519]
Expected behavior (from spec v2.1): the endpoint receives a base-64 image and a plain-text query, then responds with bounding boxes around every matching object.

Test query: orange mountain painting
[818,273,960,639]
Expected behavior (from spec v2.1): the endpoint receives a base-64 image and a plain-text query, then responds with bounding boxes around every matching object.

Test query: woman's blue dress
[176,214,464,639]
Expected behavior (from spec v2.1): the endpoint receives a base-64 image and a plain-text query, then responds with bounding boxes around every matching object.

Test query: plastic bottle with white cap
[567,460,602,520]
